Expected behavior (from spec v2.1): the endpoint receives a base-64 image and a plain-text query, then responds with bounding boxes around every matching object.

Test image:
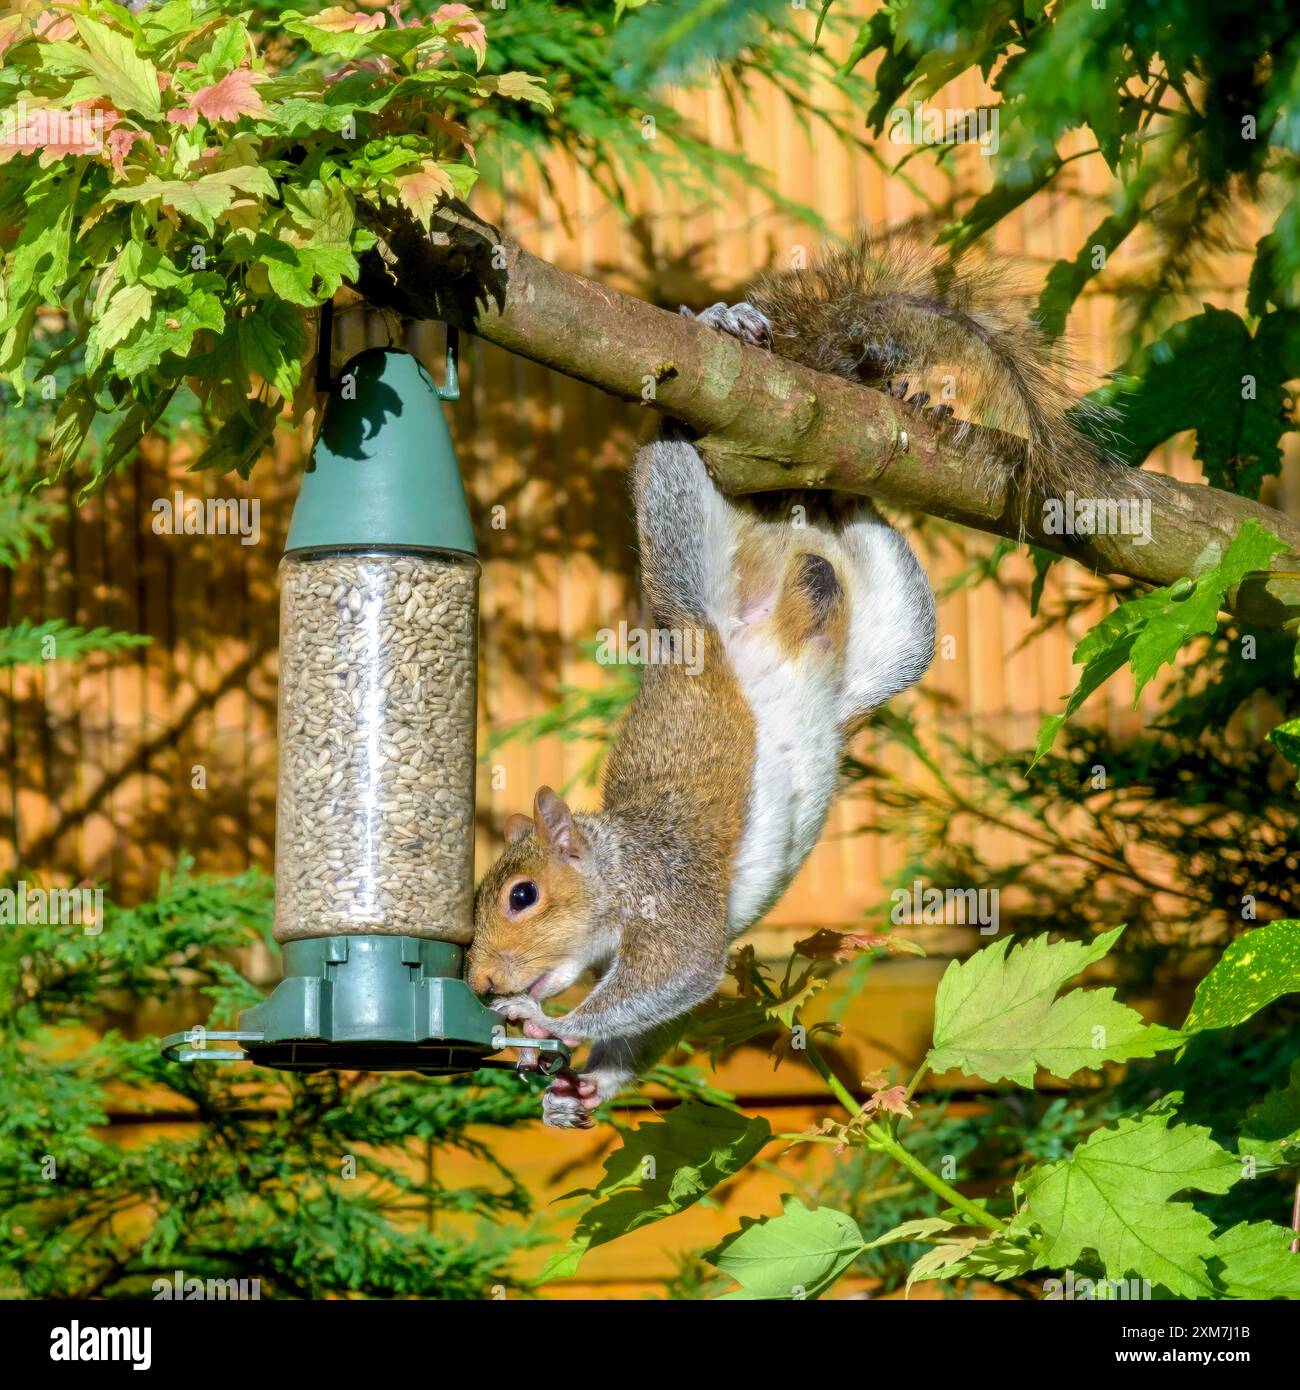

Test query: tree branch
[356,201,1300,631]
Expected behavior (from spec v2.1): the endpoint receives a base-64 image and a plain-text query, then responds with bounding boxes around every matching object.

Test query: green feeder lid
[286,345,477,558]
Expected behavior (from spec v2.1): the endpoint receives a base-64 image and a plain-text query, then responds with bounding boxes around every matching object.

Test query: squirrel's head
[467,786,600,1000]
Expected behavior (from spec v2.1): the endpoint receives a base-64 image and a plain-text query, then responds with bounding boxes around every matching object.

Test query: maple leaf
[313,6,387,33]
[477,71,554,111]
[433,3,486,67]
[169,69,266,126]
[1014,1111,1239,1299]
[0,16,25,60]
[926,925,1183,1086]
[106,126,145,177]
[767,1019,840,1068]
[394,160,454,230]
[727,944,770,997]
[864,1084,912,1119]
[428,112,475,161]
[766,970,826,1028]
[34,12,76,42]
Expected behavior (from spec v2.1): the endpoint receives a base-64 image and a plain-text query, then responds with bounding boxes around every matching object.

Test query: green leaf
[1034,519,1289,762]
[105,167,277,235]
[0,618,150,667]
[1246,232,1296,316]
[1238,1059,1300,1173]
[86,384,180,488]
[5,172,81,309]
[1210,1222,1300,1298]
[87,283,153,373]
[1036,199,1143,340]
[1268,718,1300,789]
[927,926,1182,1087]
[1089,306,1300,496]
[203,19,249,78]
[1014,1112,1239,1299]
[536,1102,770,1282]
[189,398,279,479]
[1184,919,1300,1031]
[52,16,164,120]
[237,301,304,400]
[475,71,554,111]
[282,11,431,62]
[904,1232,1037,1293]
[256,241,357,307]
[111,288,224,378]
[702,1196,863,1300]
[939,154,1063,253]
[862,1216,962,1251]
[47,382,98,475]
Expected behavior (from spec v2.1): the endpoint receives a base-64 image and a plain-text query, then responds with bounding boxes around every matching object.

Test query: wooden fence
[0,46,1289,1297]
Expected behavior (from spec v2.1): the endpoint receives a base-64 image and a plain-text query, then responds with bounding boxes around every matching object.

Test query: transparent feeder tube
[273,548,478,944]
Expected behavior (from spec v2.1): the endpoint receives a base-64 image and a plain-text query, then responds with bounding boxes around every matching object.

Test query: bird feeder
[163,338,564,1078]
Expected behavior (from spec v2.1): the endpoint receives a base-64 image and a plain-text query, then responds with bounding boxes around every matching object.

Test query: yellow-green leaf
[927,926,1183,1087]
[67,16,164,119]
[394,161,454,231]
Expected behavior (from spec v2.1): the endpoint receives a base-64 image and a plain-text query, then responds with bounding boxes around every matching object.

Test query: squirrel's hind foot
[542,1070,601,1130]
[885,377,955,425]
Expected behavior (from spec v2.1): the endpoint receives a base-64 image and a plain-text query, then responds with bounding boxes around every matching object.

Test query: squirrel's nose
[467,966,496,996]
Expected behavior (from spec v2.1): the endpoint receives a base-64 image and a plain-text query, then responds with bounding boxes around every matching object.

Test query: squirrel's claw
[491,994,543,1026]
[888,380,954,424]
[683,301,773,352]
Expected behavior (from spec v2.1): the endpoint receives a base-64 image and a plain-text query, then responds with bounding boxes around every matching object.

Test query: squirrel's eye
[509,881,539,913]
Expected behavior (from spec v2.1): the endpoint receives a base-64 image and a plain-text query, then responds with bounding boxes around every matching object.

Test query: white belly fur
[724,628,844,935]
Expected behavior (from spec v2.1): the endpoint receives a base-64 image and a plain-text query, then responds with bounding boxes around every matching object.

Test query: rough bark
[356,200,1300,632]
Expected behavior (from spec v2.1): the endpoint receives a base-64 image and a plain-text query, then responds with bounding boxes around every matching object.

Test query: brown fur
[468,628,754,999]
[749,231,1134,503]
[773,552,846,656]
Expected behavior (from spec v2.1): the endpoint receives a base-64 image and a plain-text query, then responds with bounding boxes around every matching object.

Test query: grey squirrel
[467,232,1124,1128]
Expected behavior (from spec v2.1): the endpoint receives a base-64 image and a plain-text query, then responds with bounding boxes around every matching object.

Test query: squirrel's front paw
[491,994,545,1027]
[682,301,773,351]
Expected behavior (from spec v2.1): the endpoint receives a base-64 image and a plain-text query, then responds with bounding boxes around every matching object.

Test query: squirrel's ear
[504,813,533,846]
[533,785,583,860]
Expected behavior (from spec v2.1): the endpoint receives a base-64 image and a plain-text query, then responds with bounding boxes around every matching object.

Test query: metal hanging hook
[434,325,460,401]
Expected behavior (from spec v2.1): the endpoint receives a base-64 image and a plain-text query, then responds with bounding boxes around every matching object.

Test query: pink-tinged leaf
[34,11,77,42]
[395,161,453,230]
[106,125,146,177]
[0,15,28,58]
[313,6,386,33]
[864,1084,913,1119]
[433,3,486,67]
[428,112,475,161]
[180,69,266,124]
[0,100,116,162]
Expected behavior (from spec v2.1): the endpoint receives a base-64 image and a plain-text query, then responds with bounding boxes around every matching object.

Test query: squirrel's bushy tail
[749,232,1128,502]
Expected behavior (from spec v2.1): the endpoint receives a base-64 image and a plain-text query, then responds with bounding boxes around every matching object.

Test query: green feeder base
[161,934,567,1077]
